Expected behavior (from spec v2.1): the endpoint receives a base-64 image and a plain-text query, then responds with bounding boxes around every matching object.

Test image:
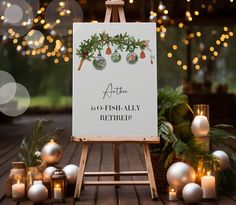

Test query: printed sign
[73,23,157,138]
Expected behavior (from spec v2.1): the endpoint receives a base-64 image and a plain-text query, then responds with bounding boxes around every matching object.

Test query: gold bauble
[41,140,62,164]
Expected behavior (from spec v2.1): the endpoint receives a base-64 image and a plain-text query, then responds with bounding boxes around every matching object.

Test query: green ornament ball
[93,54,106,70]
[126,52,138,65]
[111,51,121,63]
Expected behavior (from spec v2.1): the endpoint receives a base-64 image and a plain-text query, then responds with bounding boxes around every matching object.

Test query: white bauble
[28,183,48,203]
[212,150,230,171]
[41,140,62,164]
[63,164,79,183]
[182,183,203,204]
[191,115,210,137]
[43,166,57,181]
[164,121,174,133]
[167,162,196,191]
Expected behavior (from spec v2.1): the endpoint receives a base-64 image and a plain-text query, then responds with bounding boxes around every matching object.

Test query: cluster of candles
[168,171,216,201]
[11,168,66,202]
[169,104,216,201]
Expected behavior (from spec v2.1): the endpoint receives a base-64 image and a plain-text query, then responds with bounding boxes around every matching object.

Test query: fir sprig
[18,119,64,167]
[76,32,150,70]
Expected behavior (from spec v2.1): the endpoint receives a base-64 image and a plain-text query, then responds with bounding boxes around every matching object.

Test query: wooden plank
[160,194,184,205]
[84,181,150,185]
[96,144,117,205]
[0,197,18,205]
[71,136,160,144]
[117,144,139,205]
[105,1,125,6]
[124,144,163,205]
[84,171,148,176]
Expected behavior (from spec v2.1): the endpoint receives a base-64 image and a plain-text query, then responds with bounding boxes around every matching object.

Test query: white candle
[201,172,216,199]
[54,185,62,200]
[12,180,25,199]
[169,188,177,201]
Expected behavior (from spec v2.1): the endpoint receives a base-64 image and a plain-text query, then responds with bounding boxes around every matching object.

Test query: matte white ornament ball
[212,150,230,170]
[182,183,203,204]
[191,115,210,137]
[43,166,57,181]
[41,140,62,164]
[167,162,196,191]
[63,164,79,183]
[28,183,48,203]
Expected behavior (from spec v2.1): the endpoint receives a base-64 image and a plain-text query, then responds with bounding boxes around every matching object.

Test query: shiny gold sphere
[41,140,62,164]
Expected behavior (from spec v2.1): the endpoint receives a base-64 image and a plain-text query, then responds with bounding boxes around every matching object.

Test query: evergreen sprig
[76,32,150,61]
[18,119,64,167]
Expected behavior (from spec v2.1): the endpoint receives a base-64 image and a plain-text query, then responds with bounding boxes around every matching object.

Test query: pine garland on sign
[76,32,154,70]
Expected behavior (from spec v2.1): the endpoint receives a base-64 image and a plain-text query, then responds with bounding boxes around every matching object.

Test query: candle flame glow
[171,188,175,192]
[207,171,211,176]
[55,184,60,188]
[17,178,20,184]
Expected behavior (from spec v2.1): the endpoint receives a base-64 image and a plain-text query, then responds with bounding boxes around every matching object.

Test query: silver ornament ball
[212,150,230,171]
[126,52,138,64]
[182,183,203,204]
[43,166,57,181]
[167,162,196,191]
[191,115,210,137]
[63,164,79,184]
[28,183,48,203]
[41,140,62,164]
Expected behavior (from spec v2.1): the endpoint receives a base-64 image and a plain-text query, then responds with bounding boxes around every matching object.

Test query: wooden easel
[73,0,159,200]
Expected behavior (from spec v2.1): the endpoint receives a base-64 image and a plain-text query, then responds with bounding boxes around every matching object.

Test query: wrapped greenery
[18,119,64,167]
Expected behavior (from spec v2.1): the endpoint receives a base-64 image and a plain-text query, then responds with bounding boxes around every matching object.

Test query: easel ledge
[71,136,160,144]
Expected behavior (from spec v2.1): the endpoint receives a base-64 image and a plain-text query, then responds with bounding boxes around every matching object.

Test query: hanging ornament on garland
[126,52,138,65]
[93,54,107,70]
[140,50,146,59]
[106,46,112,55]
[111,50,121,63]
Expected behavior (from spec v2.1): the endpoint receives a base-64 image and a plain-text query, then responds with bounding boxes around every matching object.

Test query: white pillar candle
[169,188,177,201]
[12,180,25,199]
[201,172,216,199]
[54,186,62,200]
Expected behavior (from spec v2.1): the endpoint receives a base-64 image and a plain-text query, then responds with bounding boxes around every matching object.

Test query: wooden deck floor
[0,114,236,205]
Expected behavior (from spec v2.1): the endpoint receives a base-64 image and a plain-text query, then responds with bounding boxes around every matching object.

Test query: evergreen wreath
[76,31,154,70]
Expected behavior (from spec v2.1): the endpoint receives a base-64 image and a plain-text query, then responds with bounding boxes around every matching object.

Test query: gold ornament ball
[212,150,230,171]
[41,140,62,164]
[28,183,48,203]
[182,183,203,204]
[167,162,196,192]
[191,115,210,137]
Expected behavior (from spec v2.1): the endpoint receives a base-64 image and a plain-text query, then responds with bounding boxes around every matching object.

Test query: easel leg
[114,144,120,182]
[74,143,89,199]
[143,144,158,199]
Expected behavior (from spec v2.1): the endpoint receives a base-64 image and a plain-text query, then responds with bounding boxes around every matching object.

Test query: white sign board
[73,23,157,139]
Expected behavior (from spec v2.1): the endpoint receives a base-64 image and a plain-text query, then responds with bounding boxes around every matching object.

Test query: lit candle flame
[17,178,20,184]
[55,184,60,188]
[207,171,211,176]
[171,188,175,192]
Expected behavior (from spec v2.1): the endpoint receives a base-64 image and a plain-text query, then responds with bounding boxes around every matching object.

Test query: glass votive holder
[193,104,209,119]
[168,185,177,201]
[12,177,26,200]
